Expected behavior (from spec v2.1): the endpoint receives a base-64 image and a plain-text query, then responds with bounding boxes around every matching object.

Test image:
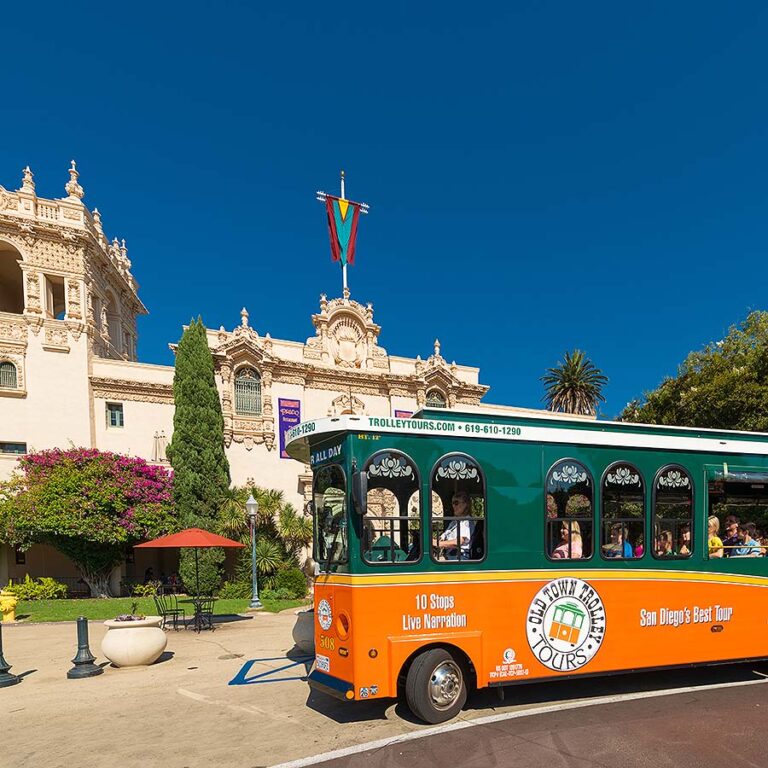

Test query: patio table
[180,597,216,633]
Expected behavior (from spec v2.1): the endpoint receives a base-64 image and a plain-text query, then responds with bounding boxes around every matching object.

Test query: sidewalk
[1,613,424,768]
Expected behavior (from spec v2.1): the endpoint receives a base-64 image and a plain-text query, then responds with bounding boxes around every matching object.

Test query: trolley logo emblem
[526,577,606,672]
[317,599,333,631]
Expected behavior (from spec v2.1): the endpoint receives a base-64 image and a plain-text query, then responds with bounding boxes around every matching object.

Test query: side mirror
[352,469,368,516]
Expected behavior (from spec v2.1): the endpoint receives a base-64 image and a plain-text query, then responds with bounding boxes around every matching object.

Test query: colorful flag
[325,195,361,266]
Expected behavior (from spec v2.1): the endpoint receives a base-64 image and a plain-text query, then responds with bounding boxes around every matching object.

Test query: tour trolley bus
[285,407,768,723]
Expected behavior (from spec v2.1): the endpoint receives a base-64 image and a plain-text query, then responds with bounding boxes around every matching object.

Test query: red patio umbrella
[134,528,244,596]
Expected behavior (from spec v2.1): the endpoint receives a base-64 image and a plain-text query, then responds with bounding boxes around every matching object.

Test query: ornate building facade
[0,163,509,587]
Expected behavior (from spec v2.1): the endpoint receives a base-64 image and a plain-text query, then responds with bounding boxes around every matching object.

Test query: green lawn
[14,596,310,623]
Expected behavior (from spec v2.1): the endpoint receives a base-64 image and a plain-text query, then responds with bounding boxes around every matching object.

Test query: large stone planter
[101,616,167,667]
[292,609,314,655]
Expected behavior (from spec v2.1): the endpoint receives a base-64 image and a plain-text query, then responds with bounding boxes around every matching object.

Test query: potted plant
[101,602,167,667]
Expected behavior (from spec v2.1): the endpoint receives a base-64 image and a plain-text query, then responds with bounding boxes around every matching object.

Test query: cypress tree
[167,318,230,592]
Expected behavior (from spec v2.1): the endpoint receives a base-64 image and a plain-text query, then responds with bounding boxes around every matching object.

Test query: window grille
[0,362,17,389]
[235,368,262,415]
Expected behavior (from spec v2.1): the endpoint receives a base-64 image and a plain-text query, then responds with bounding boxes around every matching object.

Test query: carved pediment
[304,293,388,370]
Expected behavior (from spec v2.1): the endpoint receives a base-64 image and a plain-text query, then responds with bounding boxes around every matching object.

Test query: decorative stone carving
[65,160,84,202]
[0,319,27,345]
[328,393,366,416]
[66,279,82,320]
[24,271,42,314]
[90,377,174,404]
[43,323,70,351]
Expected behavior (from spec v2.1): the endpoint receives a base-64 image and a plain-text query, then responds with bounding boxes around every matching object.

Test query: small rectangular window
[0,442,26,454]
[15,548,26,565]
[106,402,124,428]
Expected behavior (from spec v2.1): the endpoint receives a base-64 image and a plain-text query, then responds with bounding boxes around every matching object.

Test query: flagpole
[340,170,348,297]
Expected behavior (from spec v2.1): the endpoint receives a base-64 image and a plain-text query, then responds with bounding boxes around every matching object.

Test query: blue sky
[3,2,768,417]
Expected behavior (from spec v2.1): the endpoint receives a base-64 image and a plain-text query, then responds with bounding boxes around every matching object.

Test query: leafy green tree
[0,449,175,597]
[620,311,768,430]
[218,485,312,590]
[542,350,608,416]
[167,318,231,592]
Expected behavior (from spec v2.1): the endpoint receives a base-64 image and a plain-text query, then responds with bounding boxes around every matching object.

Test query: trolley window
[430,453,486,563]
[708,469,768,558]
[601,462,644,560]
[545,459,593,560]
[361,450,421,564]
[652,465,693,559]
[314,464,347,570]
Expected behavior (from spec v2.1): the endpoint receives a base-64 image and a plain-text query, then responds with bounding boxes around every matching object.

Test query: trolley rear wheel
[404,648,467,724]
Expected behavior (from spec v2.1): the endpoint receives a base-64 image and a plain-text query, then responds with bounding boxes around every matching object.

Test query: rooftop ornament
[65,159,84,202]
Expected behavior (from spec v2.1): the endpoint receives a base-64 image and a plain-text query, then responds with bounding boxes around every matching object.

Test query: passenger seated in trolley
[602,523,634,558]
[708,516,724,558]
[550,521,583,559]
[655,530,675,557]
[733,522,762,557]
[435,491,474,560]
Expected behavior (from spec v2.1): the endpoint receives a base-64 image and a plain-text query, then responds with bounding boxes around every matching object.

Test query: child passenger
[708,516,724,558]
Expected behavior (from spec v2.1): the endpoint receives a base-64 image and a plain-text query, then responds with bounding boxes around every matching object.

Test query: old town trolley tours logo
[526,577,606,672]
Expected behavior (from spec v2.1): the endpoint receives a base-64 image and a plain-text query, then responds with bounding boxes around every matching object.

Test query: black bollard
[0,621,21,688]
[67,616,103,679]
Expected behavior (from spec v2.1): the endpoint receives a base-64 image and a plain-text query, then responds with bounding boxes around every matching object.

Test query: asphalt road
[307,665,768,768]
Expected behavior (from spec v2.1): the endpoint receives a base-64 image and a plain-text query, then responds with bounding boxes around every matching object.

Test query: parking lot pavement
[4,616,767,768]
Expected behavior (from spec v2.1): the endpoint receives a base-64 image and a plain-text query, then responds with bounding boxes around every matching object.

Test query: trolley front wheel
[404,648,467,724]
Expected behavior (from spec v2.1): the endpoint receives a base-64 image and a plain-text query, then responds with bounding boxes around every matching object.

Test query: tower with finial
[65,160,84,201]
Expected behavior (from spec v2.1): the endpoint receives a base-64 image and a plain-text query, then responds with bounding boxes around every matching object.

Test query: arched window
[0,244,24,314]
[314,464,347,568]
[545,459,593,560]
[653,465,693,559]
[362,450,420,564]
[601,462,644,560]
[0,361,17,389]
[235,367,262,415]
[430,453,485,563]
[426,389,446,408]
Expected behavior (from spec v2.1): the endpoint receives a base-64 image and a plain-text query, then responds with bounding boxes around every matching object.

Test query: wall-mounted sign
[279,399,301,458]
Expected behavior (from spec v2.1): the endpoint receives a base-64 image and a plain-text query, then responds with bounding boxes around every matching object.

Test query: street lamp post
[246,494,263,610]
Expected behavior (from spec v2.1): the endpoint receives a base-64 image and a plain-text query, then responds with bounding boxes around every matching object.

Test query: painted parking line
[229,655,314,686]
[269,673,768,768]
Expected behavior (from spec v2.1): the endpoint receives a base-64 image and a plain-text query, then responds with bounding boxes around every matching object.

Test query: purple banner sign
[279,398,301,458]
[394,410,413,418]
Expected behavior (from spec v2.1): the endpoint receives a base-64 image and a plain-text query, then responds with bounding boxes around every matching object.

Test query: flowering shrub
[0,448,175,597]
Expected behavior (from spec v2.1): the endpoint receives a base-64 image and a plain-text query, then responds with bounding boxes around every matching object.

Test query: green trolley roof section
[285,406,768,464]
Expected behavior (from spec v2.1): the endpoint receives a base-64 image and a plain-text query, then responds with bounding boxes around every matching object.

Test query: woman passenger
[655,530,675,557]
[708,516,724,558]
[551,521,583,559]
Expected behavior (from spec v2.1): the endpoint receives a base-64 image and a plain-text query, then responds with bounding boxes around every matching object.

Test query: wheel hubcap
[428,660,463,709]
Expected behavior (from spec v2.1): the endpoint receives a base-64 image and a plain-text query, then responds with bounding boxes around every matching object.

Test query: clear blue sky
[3,2,768,417]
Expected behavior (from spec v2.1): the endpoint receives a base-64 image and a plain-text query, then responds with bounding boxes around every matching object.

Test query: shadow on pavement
[304,660,768,724]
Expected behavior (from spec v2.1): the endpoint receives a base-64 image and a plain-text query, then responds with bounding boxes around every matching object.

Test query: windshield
[313,464,348,571]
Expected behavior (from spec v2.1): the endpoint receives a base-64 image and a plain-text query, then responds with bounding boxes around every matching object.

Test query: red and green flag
[325,195,361,266]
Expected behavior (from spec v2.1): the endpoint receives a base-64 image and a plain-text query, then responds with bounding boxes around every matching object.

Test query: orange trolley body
[287,410,768,721]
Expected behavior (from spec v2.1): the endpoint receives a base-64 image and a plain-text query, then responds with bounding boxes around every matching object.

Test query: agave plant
[541,350,608,416]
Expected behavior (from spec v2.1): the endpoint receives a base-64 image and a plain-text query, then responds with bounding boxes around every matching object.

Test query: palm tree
[217,484,312,584]
[541,350,608,415]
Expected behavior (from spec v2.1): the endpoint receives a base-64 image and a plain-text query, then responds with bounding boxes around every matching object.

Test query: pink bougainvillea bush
[0,448,176,596]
